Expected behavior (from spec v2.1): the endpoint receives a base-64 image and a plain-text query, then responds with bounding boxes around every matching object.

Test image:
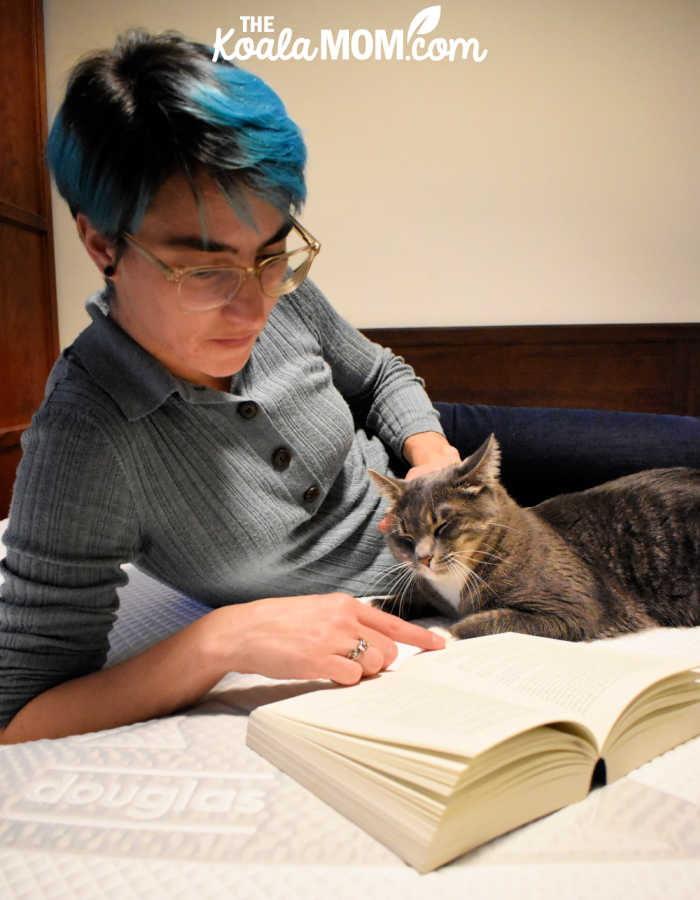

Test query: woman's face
[108,172,290,390]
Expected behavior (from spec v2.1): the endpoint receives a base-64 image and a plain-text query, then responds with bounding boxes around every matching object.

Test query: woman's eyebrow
[161,219,294,254]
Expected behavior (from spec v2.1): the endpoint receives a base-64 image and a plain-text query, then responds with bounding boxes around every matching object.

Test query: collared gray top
[0,278,443,727]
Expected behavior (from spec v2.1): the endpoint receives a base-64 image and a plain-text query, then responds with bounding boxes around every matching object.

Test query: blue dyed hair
[46,29,307,245]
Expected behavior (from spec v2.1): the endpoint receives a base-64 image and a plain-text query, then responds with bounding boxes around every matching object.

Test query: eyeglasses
[121,218,321,312]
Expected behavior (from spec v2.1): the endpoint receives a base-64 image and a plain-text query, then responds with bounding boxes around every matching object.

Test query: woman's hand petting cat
[203,593,445,686]
[402,431,461,478]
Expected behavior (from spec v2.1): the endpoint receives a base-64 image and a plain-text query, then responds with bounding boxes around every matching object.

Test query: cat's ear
[368,468,405,503]
[452,433,501,494]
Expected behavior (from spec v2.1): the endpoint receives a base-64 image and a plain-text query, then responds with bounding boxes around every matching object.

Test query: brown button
[237,401,259,420]
[272,447,292,471]
[303,484,320,504]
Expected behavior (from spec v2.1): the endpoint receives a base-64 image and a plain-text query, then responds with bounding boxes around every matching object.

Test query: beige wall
[45,0,700,347]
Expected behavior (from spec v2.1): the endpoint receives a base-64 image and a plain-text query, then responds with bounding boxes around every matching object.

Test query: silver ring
[347,637,368,660]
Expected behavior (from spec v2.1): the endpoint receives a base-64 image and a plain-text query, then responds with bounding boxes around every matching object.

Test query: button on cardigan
[0,278,444,728]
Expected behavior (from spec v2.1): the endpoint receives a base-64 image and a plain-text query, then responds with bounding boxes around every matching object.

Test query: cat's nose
[418,556,432,568]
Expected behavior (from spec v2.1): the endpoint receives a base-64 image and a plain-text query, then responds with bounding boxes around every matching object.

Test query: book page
[398,631,700,747]
[588,626,700,658]
[253,661,597,758]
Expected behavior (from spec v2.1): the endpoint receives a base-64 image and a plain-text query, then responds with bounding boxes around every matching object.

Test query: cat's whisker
[449,549,503,567]
[374,572,412,603]
[381,564,419,619]
[461,569,483,612]
[469,568,492,594]
[446,553,471,572]
[373,565,412,603]
[486,520,519,535]
[445,556,492,610]
[443,557,474,611]
[376,559,414,578]
[396,571,422,619]
[450,540,509,564]
[379,569,413,602]
[446,550,502,574]
[450,554,498,602]
[389,566,414,593]
[469,548,507,563]
[374,560,412,587]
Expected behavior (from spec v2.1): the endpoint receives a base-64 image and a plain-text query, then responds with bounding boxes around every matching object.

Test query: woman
[0,29,451,743]
[2,29,698,744]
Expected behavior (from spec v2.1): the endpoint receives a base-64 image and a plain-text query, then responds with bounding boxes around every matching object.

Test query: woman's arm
[402,430,461,476]
[285,280,448,461]
[0,610,219,743]
[0,404,140,731]
[0,592,444,744]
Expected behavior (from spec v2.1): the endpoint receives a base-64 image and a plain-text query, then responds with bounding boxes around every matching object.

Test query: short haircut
[46,28,307,242]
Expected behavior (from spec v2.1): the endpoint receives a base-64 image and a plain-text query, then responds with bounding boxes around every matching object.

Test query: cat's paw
[429,624,458,644]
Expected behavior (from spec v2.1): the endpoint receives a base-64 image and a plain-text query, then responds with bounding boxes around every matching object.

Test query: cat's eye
[434,522,448,538]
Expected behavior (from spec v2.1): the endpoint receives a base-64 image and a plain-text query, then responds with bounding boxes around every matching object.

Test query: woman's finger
[341,624,398,668]
[355,645,385,676]
[357,604,445,650]
[324,654,364,685]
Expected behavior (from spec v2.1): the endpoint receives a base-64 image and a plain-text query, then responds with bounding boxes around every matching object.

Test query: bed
[1,322,699,898]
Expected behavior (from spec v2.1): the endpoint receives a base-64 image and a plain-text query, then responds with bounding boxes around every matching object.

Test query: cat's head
[369,434,506,593]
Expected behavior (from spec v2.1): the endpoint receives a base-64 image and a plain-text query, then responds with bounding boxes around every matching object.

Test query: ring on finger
[347,637,369,660]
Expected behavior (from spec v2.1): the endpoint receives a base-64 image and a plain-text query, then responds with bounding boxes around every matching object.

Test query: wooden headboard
[361,322,700,416]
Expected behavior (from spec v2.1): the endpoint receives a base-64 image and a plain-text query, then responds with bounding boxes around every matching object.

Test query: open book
[247,629,700,873]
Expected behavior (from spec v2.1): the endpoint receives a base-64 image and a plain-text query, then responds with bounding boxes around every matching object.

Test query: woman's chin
[199,338,257,373]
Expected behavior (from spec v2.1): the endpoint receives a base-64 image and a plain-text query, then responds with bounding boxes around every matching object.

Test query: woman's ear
[76,213,118,277]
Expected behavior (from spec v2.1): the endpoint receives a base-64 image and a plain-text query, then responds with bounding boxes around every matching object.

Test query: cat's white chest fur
[423,568,463,613]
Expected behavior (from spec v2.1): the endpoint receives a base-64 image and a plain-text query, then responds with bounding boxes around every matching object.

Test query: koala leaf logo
[407,5,442,43]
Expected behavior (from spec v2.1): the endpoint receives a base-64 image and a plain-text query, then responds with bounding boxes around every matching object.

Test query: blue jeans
[434,402,700,506]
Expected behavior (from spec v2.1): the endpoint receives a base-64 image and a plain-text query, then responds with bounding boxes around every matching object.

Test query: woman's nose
[222,272,267,320]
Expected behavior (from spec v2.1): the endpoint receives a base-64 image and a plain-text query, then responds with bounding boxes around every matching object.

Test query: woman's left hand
[403,449,461,482]
[401,430,461,478]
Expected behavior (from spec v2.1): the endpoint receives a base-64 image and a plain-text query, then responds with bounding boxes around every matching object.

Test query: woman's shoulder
[23,346,134,467]
[39,347,128,430]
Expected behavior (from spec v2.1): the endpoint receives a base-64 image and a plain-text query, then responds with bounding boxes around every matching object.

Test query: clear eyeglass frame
[121,217,321,312]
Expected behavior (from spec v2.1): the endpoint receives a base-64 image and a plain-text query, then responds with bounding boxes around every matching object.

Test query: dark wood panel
[0,222,56,425]
[0,0,46,213]
[0,0,58,519]
[0,435,23,517]
[361,324,700,415]
[0,198,48,232]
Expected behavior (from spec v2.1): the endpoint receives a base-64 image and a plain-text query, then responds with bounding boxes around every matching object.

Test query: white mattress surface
[1,527,699,899]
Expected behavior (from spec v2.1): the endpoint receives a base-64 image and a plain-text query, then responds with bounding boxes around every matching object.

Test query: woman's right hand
[204,592,445,686]
[0,592,444,744]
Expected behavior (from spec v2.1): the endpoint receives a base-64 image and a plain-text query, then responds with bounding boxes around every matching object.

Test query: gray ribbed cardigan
[0,278,443,727]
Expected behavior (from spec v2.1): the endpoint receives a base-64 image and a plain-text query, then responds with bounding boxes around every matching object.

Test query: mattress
[1,522,699,899]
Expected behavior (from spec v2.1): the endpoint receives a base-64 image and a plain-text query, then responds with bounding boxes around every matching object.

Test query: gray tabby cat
[369,434,700,641]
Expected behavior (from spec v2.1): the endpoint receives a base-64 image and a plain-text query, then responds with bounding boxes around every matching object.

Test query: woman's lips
[209,334,256,348]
